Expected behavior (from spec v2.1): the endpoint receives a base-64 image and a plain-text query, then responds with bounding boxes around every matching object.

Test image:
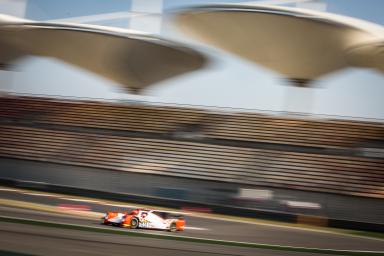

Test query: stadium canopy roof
[175,4,384,86]
[0,14,206,92]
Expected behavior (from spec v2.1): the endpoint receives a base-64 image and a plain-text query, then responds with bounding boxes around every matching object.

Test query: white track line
[184,226,208,231]
[0,188,19,192]
[22,192,59,197]
[58,197,101,203]
[103,203,139,208]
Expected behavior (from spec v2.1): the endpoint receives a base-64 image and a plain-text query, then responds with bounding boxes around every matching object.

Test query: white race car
[102,208,185,232]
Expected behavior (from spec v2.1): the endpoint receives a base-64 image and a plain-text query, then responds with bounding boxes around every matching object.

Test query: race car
[101,209,185,232]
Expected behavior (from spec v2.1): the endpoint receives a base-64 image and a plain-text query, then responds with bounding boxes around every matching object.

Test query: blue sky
[1,0,384,119]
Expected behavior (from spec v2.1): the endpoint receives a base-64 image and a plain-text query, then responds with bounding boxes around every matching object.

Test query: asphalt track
[0,188,383,256]
[0,221,330,256]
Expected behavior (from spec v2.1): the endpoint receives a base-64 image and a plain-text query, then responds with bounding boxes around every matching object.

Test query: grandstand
[0,95,383,203]
[1,96,383,149]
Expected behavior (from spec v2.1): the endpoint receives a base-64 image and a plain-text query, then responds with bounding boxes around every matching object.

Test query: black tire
[169,222,177,232]
[130,218,139,229]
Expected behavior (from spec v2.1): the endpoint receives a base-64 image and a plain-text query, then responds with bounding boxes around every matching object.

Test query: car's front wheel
[130,218,139,229]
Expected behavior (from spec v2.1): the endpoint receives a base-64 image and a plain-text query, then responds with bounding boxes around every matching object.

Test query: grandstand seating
[0,96,208,134]
[1,95,383,199]
[1,96,383,149]
[204,114,384,148]
[0,124,383,199]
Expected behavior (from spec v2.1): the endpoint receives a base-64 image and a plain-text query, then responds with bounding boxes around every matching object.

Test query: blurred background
[0,1,383,255]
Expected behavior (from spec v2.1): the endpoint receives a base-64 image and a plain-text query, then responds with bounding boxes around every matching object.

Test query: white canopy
[175,4,384,86]
[0,14,206,92]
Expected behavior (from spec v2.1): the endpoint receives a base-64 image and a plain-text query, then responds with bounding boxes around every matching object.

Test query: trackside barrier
[296,215,328,227]
[328,219,384,233]
[0,178,383,233]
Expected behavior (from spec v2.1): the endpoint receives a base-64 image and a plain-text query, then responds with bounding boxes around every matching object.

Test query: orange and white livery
[102,209,185,232]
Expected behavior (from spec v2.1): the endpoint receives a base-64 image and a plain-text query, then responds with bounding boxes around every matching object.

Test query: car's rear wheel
[130,218,139,229]
[169,222,177,232]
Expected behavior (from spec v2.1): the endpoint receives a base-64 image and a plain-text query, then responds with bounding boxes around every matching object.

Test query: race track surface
[0,187,383,256]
